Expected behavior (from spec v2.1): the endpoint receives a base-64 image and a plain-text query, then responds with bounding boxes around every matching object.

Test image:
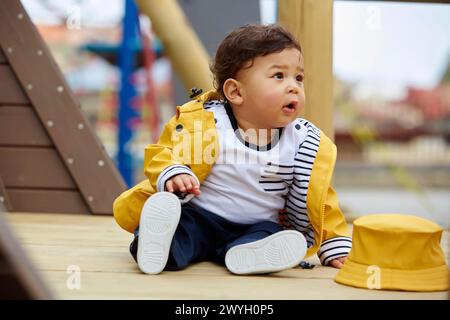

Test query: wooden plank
[31,268,447,300]
[0,212,54,299]
[0,106,53,147]
[0,0,126,214]
[0,147,76,189]
[5,213,449,300]
[278,0,334,139]
[0,65,29,105]
[0,176,12,211]
[0,47,7,63]
[7,189,90,214]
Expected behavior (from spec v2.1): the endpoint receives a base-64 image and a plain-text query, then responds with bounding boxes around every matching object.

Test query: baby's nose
[288,82,300,93]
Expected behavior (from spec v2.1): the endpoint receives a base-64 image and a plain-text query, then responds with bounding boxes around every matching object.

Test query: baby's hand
[165,174,201,197]
[329,256,347,269]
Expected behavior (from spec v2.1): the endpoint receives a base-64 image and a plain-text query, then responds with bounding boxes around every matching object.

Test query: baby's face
[235,48,305,129]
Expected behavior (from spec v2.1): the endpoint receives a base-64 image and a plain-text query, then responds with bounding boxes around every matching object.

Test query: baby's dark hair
[211,24,302,99]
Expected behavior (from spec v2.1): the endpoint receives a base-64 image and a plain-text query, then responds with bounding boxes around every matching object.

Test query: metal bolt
[0,196,4,203]
[26,84,33,90]
[7,47,13,54]
[57,86,64,92]
[37,50,43,56]
[87,196,94,202]
[67,158,74,165]
[17,13,23,19]
[98,160,105,167]
[77,123,84,130]
[47,120,54,127]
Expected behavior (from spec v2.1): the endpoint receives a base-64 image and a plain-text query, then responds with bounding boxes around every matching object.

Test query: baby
[113,24,352,275]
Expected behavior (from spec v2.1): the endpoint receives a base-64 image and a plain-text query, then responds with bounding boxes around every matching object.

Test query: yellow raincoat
[113,90,350,259]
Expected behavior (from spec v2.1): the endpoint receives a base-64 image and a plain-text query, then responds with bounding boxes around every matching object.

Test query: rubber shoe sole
[225,230,307,275]
[137,192,181,274]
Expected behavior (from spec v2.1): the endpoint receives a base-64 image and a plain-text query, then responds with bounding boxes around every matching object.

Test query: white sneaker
[137,192,181,274]
[225,230,307,275]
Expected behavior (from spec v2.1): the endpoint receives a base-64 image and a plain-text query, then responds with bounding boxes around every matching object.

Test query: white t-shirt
[187,101,309,224]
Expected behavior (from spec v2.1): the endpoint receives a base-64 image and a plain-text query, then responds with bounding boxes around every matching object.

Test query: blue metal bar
[117,0,140,187]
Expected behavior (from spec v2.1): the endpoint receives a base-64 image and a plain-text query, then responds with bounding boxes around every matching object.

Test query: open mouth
[282,101,298,113]
[285,103,295,110]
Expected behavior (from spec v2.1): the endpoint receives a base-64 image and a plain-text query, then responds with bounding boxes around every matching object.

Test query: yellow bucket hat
[335,214,449,292]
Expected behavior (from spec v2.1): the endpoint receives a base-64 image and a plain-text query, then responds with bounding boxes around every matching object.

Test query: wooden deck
[5,212,449,300]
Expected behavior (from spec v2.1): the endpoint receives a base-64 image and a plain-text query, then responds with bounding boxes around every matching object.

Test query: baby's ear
[223,78,243,105]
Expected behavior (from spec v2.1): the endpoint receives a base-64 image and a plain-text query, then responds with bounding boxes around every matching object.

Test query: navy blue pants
[129,201,284,270]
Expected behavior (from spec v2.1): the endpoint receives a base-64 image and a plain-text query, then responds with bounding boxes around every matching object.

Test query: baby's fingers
[166,180,174,193]
[180,175,194,191]
[172,175,188,192]
[189,176,201,196]
[338,256,347,264]
[165,174,201,196]
[329,259,344,269]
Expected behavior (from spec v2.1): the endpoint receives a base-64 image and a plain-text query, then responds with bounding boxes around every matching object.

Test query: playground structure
[0,0,126,215]
[0,0,448,300]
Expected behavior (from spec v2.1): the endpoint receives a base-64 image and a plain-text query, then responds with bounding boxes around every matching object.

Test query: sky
[21,0,450,99]
[333,1,450,99]
[21,0,123,27]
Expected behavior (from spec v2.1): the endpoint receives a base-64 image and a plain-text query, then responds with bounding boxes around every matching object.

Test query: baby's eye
[273,72,284,79]
[296,75,304,82]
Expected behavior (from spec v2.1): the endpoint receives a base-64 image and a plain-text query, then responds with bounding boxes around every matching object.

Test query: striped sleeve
[156,164,200,203]
[317,236,352,266]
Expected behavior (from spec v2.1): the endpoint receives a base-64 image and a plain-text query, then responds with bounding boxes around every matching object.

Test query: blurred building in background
[332,1,449,227]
